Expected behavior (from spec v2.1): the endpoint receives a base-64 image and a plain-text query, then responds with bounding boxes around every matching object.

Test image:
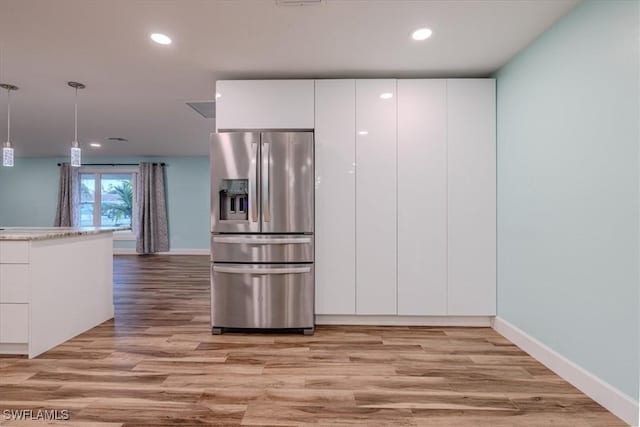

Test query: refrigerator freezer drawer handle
[213,266,311,274]
[213,237,312,244]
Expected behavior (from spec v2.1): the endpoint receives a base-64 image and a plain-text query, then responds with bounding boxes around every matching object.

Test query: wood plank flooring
[0,255,626,426]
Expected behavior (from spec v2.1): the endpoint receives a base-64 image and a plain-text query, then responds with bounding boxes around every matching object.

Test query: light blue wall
[0,156,210,250]
[0,158,61,227]
[496,0,639,400]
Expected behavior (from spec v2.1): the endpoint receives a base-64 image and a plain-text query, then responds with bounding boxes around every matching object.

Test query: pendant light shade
[71,144,81,167]
[68,81,85,167]
[1,83,18,167]
[3,142,13,167]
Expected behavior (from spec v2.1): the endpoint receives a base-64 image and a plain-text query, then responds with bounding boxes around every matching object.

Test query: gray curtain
[136,162,169,254]
[54,163,79,227]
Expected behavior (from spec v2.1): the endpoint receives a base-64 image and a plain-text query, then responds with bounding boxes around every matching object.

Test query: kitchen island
[0,227,121,358]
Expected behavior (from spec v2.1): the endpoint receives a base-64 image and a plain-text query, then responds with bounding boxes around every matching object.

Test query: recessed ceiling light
[150,33,172,45]
[411,28,432,41]
[358,130,369,135]
[90,142,101,148]
[379,93,393,100]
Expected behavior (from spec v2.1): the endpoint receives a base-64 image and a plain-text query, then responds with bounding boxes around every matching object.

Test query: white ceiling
[0,0,578,157]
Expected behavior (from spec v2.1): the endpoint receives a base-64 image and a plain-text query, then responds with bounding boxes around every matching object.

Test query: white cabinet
[0,242,29,264]
[0,264,30,303]
[447,79,496,315]
[222,78,497,321]
[0,303,29,343]
[314,80,357,315]
[0,245,30,345]
[0,234,114,357]
[355,80,397,315]
[216,80,314,130]
[397,80,448,315]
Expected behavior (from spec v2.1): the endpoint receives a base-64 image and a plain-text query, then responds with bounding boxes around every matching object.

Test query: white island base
[0,229,115,358]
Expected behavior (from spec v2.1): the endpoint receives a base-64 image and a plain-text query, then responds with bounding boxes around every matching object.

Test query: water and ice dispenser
[219,179,249,221]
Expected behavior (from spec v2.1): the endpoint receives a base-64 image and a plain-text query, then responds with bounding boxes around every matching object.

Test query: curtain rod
[56,162,166,166]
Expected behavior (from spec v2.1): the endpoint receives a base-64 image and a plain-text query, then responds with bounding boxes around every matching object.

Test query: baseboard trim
[113,248,210,256]
[492,317,638,426]
[0,343,28,355]
[316,315,492,327]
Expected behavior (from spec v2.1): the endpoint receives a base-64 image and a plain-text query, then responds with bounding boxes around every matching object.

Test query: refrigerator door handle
[212,236,312,244]
[262,140,271,222]
[251,140,258,222]
[213,266,311,275]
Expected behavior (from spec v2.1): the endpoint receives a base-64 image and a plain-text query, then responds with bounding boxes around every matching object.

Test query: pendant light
[0,83,18,167]
[68,81,85,167]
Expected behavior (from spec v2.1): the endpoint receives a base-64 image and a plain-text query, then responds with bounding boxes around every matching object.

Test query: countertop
[0,226,131,241]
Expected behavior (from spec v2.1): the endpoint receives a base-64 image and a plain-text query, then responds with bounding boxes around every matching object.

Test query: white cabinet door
[0,303,29,343]
[447,79,496,315]
[397,80,448,315]
[0,242,29,264]
[0,264,30,303]
[216,80,314,130]
[355,79,397,315]
[314,80,357,315]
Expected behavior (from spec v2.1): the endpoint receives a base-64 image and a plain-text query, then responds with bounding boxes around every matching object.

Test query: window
[79,171,136,235]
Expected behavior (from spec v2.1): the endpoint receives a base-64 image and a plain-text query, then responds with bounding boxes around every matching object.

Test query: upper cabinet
[215,80,314,130]
[447,79,496,315]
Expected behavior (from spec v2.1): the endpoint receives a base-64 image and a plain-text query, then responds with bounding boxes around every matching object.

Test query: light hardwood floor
[0,255,625,426]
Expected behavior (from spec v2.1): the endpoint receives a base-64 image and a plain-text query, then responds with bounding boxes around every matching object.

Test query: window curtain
[54,163,80,227]
[135,162,169,254]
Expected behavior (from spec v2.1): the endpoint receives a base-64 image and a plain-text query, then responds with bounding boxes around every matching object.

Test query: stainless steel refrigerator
[210,131,314,335]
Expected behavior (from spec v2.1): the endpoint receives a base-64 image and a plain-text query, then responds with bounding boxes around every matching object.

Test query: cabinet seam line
[395,79,399,316]
[445,80,449,315]
[354,80,358,315]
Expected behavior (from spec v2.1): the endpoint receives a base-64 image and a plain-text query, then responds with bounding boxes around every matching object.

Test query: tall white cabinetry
[314,80,357,315]
[397,80,448,315]
[355,80,397,315]
[447,79,496,315]
[219,78,496,321]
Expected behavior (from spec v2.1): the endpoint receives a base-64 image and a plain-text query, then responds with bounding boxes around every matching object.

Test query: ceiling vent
[186,101,216,119]
[276,0,322,6]
[106,137,129,143]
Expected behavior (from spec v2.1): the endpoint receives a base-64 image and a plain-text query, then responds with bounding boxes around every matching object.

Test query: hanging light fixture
[68,81,85,167]
[0,83,18,167]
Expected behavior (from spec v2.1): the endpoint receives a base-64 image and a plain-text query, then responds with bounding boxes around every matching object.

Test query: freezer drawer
[211,263,314,330]
[211,234,313,263]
